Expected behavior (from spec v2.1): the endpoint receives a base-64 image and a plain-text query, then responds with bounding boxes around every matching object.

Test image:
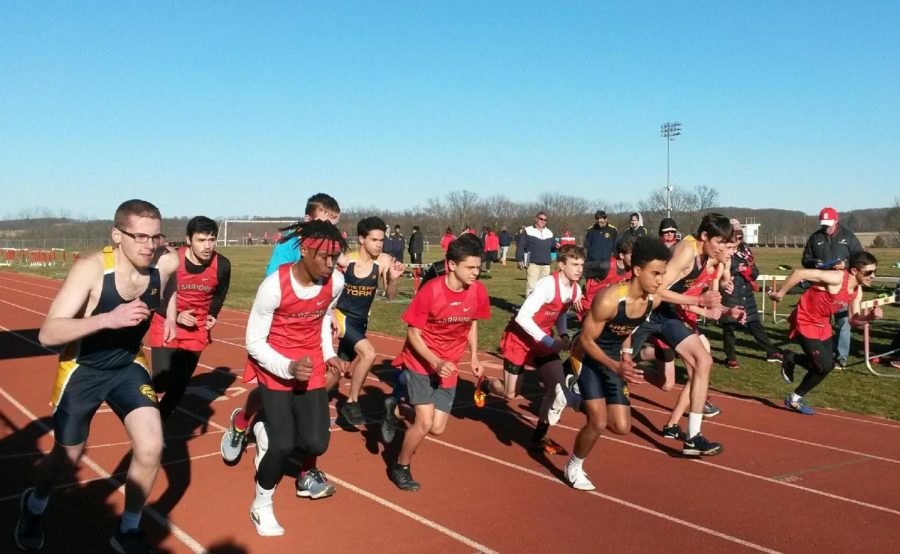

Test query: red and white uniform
[244,263,343,391]
[500,271,580,366]
[789,271,853,341]
[393,276,490,388]
[580,255,631,317]
[148,247,219,351]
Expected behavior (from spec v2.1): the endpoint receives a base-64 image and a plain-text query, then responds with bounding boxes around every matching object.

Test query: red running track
[1,271,899,553]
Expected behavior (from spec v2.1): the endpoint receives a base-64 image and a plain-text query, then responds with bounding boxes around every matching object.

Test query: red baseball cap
[819,207,838,226]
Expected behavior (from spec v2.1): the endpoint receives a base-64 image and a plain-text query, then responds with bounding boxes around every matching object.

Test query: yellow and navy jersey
[336,261,379,321]
[595,283,653,358]
[52,247,160,405]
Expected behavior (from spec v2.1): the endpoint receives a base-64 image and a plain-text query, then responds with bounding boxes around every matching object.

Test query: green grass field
[5,246,900,419]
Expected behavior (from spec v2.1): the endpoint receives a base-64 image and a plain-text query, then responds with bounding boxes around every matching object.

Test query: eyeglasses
[537,217,547,221]
[117,228,166,244]
[861,269,876,277]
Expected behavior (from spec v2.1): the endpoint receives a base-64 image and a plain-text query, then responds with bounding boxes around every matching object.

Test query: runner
[564,237,671,490]
[149,216,231,420]
[580,236,633,318]
[15,200,175,553]
[244,220,348,536]
[221,193,341,464]
[337,216,406,426]
[482,244,584,455]
[768,251,881,414]
[386,234,490,491]
[629,213,734,456]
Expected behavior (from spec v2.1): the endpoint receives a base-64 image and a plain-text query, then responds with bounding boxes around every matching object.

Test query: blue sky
[2,1,898,219]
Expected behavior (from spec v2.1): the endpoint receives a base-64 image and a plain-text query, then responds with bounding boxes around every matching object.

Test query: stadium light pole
[660,121,682,218]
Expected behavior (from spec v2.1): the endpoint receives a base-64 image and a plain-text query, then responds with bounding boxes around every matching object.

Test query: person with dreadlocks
[245,220,349,536]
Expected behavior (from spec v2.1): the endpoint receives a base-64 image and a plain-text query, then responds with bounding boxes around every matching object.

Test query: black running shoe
[14,488,44,551]
[781,356,796,384]
[389,463,421,491]
[381,397,399,444]
[110,528,155,554]
[340,401,365,426]
[661,424,686,440]
[683,434,724,457]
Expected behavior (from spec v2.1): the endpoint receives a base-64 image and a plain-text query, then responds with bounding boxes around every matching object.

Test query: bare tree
[695,185,719,211]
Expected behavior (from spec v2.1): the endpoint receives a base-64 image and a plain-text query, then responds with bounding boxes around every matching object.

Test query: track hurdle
[757,274,788,323]
[857,292,900,378]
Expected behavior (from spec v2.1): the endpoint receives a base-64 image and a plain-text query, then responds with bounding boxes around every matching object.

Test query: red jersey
[789,271,854,340]
[580,256,631,318]
[673,261,720,329]
[394,276,490,387]
[244,264,334,391]
[500,271,577,366]
[148,247,219,351]
[484,232,500,252]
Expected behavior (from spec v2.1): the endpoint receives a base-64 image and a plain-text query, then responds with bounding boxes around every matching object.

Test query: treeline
[2,191,899,245]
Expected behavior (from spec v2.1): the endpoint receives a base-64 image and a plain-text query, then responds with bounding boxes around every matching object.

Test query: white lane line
[0,386,206,553]
[426,436,781,553]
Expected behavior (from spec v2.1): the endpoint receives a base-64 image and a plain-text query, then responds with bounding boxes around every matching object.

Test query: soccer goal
[219,220,297,246]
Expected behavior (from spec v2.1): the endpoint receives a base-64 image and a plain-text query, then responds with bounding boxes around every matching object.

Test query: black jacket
[801,225,863,269]
[498,230,512,247]
[722,244,761,323]
[584,224,618,263]
[408,231,424,255]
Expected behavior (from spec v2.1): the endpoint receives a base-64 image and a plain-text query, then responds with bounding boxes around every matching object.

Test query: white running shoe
[250,502,284,537]
[565,464,596,491]
[548,383,567,425]
[253,420,268,472]
[220,408,248,463]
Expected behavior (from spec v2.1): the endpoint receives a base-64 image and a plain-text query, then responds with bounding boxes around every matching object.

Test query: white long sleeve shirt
[515,273,580,342]
[246,269,344,380]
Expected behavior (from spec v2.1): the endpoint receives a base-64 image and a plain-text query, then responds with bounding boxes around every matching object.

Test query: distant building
[743,218,761,245]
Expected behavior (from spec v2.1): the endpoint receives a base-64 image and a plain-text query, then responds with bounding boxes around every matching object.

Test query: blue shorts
[630,310,696,353]
[53,362,158,446]
[577,357,630,405]
[337,314,369,361]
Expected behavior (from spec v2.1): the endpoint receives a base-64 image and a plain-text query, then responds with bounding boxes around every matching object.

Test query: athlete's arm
[319,274,343,361]
[39,255,150,347]
[377,253,404,301]
[768,268,843,301]
[654,240,720,308]
[407,326,456,377]
[467,321,483,378]
[208,255,231,320]
[155,249,180,341]
[245,274,295,380]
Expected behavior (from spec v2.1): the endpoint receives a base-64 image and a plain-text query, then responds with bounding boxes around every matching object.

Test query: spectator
[516,211,554,295]
[583,210,617,279]
[659,218,679,248]
[498,225,512,266]
[440,227,455,252]
[483,226,500,273]
[622,212,648,239]
[391,224,406,263]
[801,207,864,369]
[408,225,424,264]
[721,219,782,369]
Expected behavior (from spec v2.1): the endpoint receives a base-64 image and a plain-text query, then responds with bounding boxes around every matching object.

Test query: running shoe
[766,352,784,363]
[110,528,155,553]
[702,401,721,418]
[564,464,596,491]
[531,437,567,456]
[473,376,486,408]
[252,420,268,472]
[220,408,248,463]
[780,355,796,384]
[296,468,336,499]
[381,396,399,444]
[682,433,724,456]
[250,502,285,537]
[726,359,740,370]
[340,401,366,426]
[834,357,847,371]
[661,423,686,440]
[14,488,44,551]
[784,395,816,415]
[389,463,421,492]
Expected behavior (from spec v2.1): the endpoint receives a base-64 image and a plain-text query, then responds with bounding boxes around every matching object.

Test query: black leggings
[256,385,330,490]
[151,347,202,420]
[722,319,778,361]
[789,335,834,397]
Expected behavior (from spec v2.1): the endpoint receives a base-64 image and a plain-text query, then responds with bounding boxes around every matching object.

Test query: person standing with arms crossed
[517,211,554,296]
